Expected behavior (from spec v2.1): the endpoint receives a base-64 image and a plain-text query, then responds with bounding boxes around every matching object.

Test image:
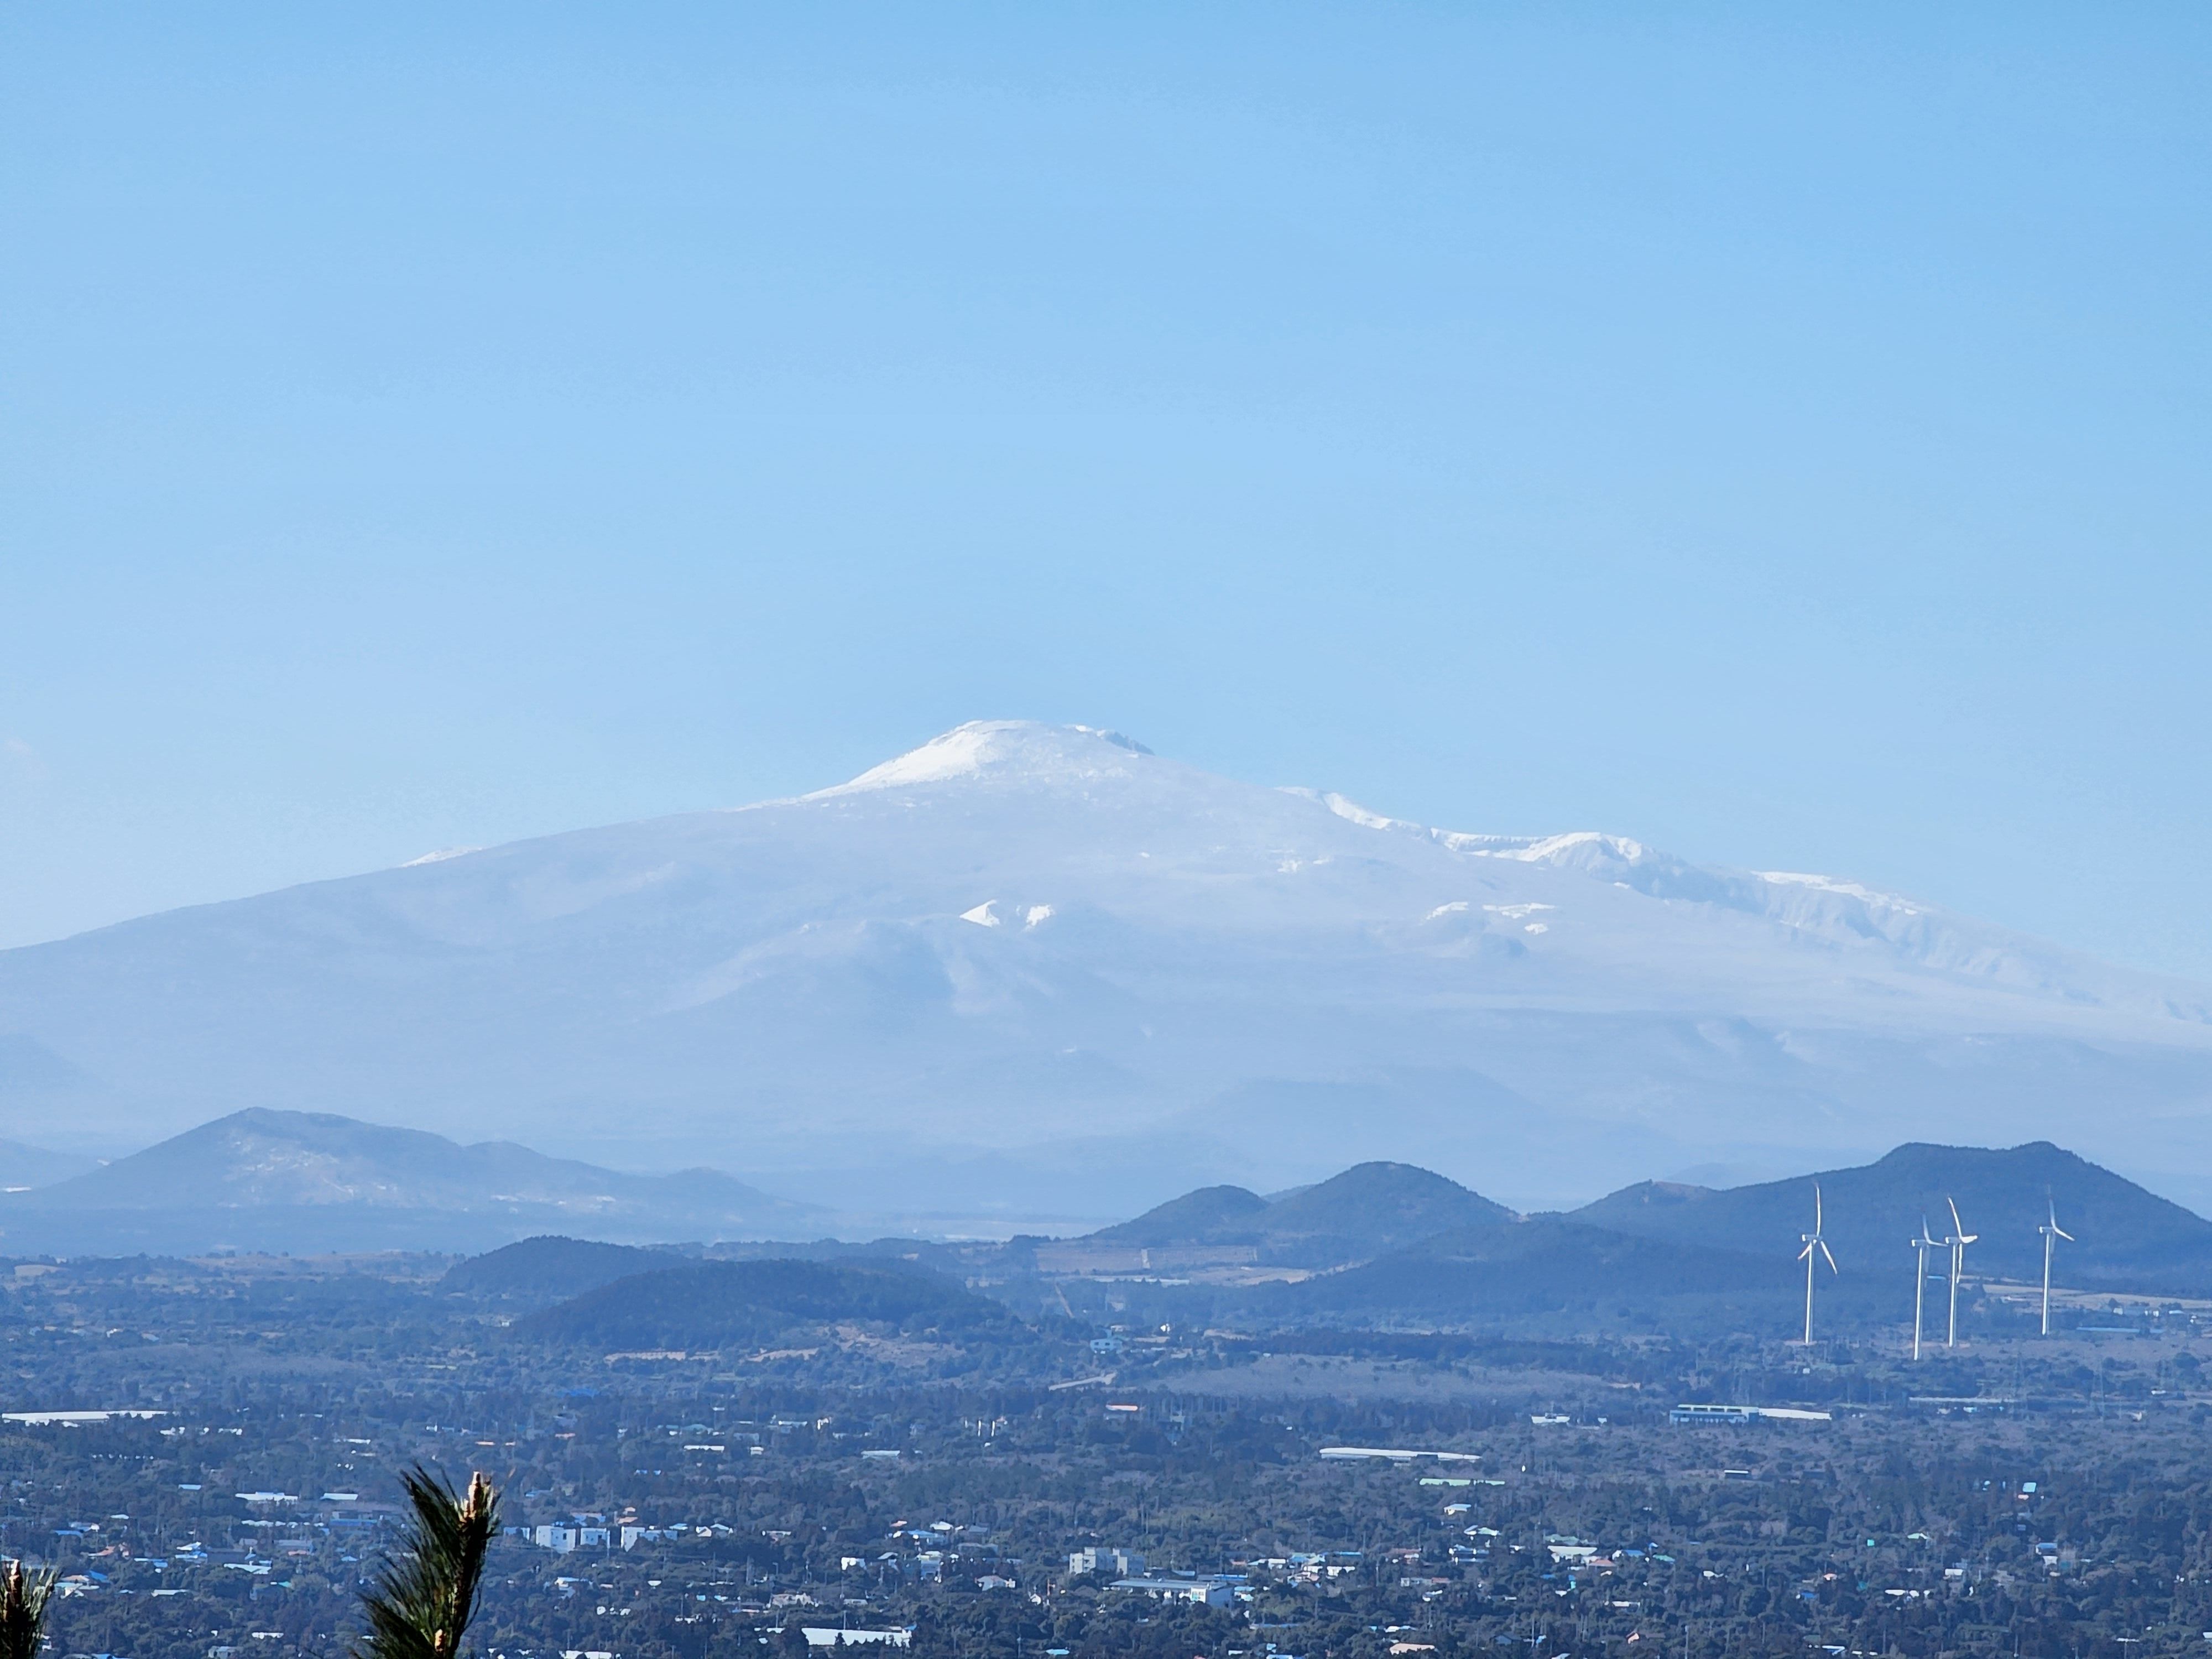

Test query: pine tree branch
[355,1467,500,1659]
[0,1558,55,1659]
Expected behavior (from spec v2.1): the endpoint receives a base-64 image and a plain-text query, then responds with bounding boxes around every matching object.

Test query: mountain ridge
[17,1115,2211,1319]
[1571,1139,2212,1292]
[6,720,2212,1217]
[1090,1161,1514,1265]
[0,1108,825,1256]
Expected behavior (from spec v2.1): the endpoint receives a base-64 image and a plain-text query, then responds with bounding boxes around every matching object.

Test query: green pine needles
[0,1558,55,1659]
[356,1468,501,1659]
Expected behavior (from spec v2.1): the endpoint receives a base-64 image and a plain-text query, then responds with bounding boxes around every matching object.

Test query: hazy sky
[4,6,2209,975]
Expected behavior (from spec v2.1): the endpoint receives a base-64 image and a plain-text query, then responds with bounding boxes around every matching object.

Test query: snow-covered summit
[809,719,1156,797]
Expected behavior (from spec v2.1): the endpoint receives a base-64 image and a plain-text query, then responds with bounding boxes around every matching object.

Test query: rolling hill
[1030,1147,2212,1337]
[1573,1141,2212,1294]
[1091,1161,1513,1266]
[0,1109,825,1256]
[441,1235,691,1302]
[5,720,2212,1222]
[1276,1217,1796,1328]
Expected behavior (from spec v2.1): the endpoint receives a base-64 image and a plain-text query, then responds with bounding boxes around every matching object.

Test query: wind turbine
[2038,1198,2075,1337]
[1797,1184,1838,1344]
[1944,1196,1977,1347]
[1909,1218,1942,1360]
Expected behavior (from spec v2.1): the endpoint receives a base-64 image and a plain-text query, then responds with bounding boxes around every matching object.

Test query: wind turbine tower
[1909,1218,1941,1360]
[1944,1196,1978,1347]
[2038,1199,2075,1337]
[1797,1184,1838,1344]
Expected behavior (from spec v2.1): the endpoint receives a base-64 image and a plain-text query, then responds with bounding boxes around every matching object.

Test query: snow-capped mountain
[3,719,2210,1219]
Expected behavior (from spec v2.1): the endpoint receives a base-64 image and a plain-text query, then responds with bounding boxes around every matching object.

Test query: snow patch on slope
[961,899,1055,930]
[1278,783,2055,988]
[1445,830,1646,864]
[1757,870,1922,916]
[1318,811,1658,877]
[1278,788,1423,833]
[1318,792,1414,832]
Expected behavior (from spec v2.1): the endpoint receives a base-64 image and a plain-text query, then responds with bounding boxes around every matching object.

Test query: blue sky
[4,5,2209,974]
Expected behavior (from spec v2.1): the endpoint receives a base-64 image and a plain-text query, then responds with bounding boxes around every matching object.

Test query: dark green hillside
[1083,1161,1512,1267]
[1091,1184,1268,1245]
[522,1258,1020,1351]
[1257,1160,1512,1261]
[1275,1217,1794,1327]
[442,1235,685,1301]
[1575,1141,2212,1293]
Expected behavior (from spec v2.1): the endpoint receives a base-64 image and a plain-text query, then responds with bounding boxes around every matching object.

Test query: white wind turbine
[1943,1196,1978,1347]
[2038,1198,2075,1337]
[1909,1218,1942,1361]
[1798,1184,1838,1344]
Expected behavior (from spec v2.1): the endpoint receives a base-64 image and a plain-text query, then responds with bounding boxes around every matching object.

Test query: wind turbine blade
[1948,1196,1964,1235]
[1797,1241,1814,1261]
[2054,1226,2075,1242]
[1820,1241,1838,1273]
[1814,1184,1823,1232]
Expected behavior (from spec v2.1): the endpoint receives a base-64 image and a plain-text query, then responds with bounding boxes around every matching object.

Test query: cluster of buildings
[1668,1404,1834,1426]
[1069,1543,1394,1606]
[1249,1551,1364,1583]
[797,1631,911,1650]
[853,1520,1000,1584]
[1065,1545,1236,1609]
[35,1491,399,1593]
[510,1517,744,1554]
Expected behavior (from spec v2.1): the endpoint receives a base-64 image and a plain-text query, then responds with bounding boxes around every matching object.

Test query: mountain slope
[1574,1141,2212,1293]
[1092,1186,1271,1246]
[1272,1217,1797,1328]
[1259,1161,1514,1258]
[6,720,2212,1218]
[1090,1162,1512,1266]
[442,1236,691,1303]
[0,1109,824,1256]
[0,1138,98,1191]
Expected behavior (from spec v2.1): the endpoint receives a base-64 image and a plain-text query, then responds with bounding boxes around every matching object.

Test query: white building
[800,1631,911,1649]
[1109,1577,1233,1608]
